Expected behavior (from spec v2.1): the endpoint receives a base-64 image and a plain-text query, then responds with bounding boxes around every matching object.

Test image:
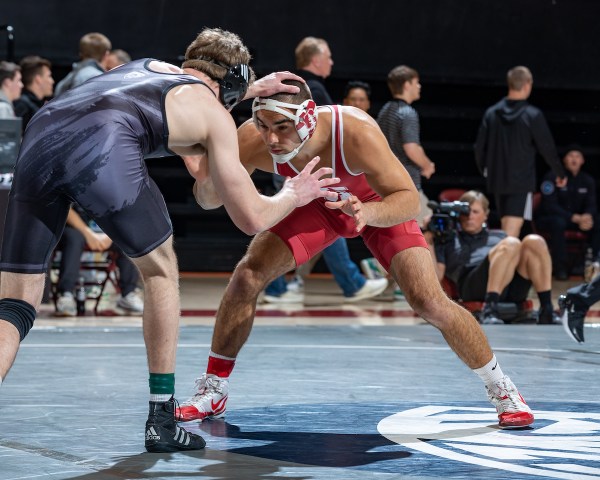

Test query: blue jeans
[265,274,288,296]
[265,238,365,297]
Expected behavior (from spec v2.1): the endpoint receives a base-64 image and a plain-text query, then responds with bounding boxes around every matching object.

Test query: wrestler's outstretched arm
[186,112,338,234]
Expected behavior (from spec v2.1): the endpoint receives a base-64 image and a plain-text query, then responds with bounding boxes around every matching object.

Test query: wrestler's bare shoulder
[338,105,378,127]
[147,60,184,74]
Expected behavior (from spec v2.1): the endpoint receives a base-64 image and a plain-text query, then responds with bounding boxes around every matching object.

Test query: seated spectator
[54,32,111,97]
[106,49,131,70]
[535,145,600,280]
[13,55,54,132]
[342,80,371,113]
[428,190,558,325]
[0,61,23,118]
[55,206,143,316]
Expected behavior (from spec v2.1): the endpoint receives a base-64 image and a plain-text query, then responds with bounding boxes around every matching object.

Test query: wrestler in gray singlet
[1,58,207,273]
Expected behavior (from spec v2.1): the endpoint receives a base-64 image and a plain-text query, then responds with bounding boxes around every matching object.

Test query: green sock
[149,373,174,402]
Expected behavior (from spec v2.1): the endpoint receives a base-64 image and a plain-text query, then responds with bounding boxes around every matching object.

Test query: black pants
[458,257,531,302]
[56,226,139,296]
[535,214,600,268]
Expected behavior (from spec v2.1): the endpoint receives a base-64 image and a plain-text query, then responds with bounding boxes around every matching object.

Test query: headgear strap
[252,98,318,163]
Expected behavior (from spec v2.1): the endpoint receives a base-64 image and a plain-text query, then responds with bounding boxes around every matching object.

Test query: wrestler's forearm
[193,180,223,210]
[363,191,420,227]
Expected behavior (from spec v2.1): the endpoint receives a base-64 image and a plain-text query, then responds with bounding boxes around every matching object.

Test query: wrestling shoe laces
[145,396,206,453]
[485,375,534,429]
[176,373,229,422]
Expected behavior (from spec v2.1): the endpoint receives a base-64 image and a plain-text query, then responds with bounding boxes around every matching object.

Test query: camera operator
[426,190,559,325]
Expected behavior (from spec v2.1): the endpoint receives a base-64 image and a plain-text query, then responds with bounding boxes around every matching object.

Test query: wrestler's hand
[325,194,366,232]
[245,71,306,99]
[84,231,112,251]
[181,154,209,183]
[282,156,340,207]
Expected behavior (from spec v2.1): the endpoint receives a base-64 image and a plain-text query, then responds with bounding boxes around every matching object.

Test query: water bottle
[76,277,86,316]
[584,248,594,283]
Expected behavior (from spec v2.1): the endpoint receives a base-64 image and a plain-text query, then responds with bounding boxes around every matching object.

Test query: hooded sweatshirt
[474,98,565,194]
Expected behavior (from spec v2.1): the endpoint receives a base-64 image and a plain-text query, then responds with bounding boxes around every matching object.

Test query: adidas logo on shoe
[145,426,161,442]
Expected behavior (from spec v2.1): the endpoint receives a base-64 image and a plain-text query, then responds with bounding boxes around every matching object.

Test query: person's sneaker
[558,294,587,343]
[176,374,229,422]
[393,285,405,301]
[145,396,206,452]
[536,306,561,325]
[346,278,388,302]
[116,291,144,314]
[263,290,305,304]
[485,375,534,429]
[55,292,76,317]
[286,275,305,294]
[480,302,504,325]
[360,257,387,279]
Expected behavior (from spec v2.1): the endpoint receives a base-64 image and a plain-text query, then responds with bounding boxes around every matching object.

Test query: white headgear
[252,98,318,163]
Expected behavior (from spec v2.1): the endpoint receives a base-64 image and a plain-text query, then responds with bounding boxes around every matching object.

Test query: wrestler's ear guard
[294,100,318,142]
[219,64,250,111]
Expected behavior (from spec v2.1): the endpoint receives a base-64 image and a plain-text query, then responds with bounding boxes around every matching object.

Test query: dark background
[1,0,599,271]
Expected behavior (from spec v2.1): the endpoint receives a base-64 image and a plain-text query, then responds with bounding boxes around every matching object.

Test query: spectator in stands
[54,32,111,97]
[54,206,144,316]
[535,146,600,280]
[378,65,434,229]
[378,66,434,300]
[106,49,131,70]
[0,61,23,118]
[263,37,387,303]
[428,190,559,325]
[474,65,566,238]
[342,80,371,113]
[13,56,54,132]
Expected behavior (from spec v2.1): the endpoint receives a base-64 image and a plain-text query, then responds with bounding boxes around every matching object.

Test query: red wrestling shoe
[486,375,534,429]
[176,374,229,422]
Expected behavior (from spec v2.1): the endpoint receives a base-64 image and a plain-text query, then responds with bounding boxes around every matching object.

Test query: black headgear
[218,64,250,110]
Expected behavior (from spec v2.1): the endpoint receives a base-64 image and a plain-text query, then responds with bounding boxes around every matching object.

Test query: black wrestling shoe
[145,397,206,453]
[558,294,587,344]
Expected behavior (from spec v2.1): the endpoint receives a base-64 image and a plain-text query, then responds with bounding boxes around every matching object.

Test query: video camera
[426,200,470,243]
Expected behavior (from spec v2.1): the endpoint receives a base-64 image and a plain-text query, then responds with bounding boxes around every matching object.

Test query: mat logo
[378,405,600,479]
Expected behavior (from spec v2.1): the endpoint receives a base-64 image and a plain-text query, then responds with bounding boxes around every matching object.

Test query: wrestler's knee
[0,298,36,341]
[404,287,468,330]
[229,256,271,296]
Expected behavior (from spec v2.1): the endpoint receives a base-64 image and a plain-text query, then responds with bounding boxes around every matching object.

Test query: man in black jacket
[294,36,333,104]
[475,66,566,238]
[13,56,54,133]
[536,146,600,280]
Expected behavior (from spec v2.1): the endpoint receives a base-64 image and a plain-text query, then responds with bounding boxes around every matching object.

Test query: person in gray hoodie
[474,66,566,238]
[54,32,111,97]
